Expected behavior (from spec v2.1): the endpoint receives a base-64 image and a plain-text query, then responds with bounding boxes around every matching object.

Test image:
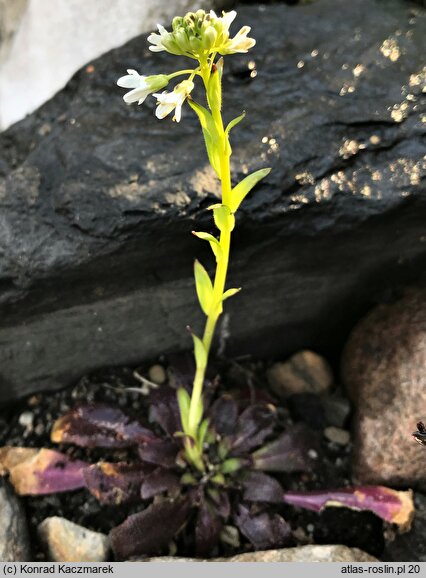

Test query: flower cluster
[148,10,255,58]
[117,9,255,122]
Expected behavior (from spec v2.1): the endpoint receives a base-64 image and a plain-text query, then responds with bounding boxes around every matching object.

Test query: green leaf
[222,287,241,301]
[220,457,243,474]
[194,260,213,315]
[188,99,221,178]
[207,63,222,114]
[229,168,272,213]
[191,397,204,435]
[208,204,235,233]
[197,418,210,449]
[177,388,191,434]
[225,111,246,136]
[192,231,222,262]
[190,331,207,369]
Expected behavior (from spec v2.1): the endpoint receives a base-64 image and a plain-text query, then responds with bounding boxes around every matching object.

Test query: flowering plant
[118,9,270,471]
[0,9,416,562]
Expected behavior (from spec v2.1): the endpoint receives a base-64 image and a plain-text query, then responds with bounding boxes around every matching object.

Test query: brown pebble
[267,350,334,398]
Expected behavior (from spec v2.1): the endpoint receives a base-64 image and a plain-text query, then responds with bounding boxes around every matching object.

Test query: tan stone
[342,289,426,487]
[38,517,109,562]
[267,350,334,398]
[148,364,167,385]
[324,426,351,446]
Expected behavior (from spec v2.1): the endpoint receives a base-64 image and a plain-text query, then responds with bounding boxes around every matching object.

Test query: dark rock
[342,289,426,487]
[313,508,384,559]
[383,493,426,562]
[0,479,31,561]
[287,393,326,430]
[0,0,425,403]
[322,391,351,428]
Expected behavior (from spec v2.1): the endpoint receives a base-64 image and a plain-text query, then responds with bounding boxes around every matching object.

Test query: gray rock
[0,0,425,403]
[322,392,351,428]
[0,479,31,561]
[38,516,109,562]
[142,545,378,562]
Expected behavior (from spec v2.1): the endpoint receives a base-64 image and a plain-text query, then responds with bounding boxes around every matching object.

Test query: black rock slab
[0,0,425,403]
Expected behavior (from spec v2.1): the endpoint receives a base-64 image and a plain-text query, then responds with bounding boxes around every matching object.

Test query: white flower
[148,24,181,55]
[220,26,256,55]
[153,80,194,122]
[117,69,168,105]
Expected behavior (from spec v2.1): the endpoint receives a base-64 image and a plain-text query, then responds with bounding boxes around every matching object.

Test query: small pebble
[27,395,41,407]
[267,350,334,398]
[148,364,167,385]
[306,524,315,533]
[34,423,45,436]
[324,426,351,446]
[38,517,110,562]
[308,449,318,459]
[18,412,34,430]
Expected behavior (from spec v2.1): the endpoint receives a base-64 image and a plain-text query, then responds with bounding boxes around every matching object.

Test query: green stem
[185,61,233,470]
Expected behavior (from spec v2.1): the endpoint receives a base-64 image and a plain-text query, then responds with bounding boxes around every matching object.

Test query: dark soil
[0,355,385,560]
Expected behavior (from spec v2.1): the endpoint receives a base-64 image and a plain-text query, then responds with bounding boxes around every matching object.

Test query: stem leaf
[194,260,214,315]
[177,388,191,434]
[188,99,221,178]
[225,111,246,136]
[222,287,241,301]
[208,204,235,233]
[191,331,207,370]
[192,231,223,262]
[229,168,271,213]
[207,61,222,115]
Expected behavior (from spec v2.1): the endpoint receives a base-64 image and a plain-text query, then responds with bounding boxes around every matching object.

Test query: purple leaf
[148,387,182,436]
[83,462,152,505]
[110,497,191,560]
[195,497,223,557]
[138,440,180,469]
[234,504,292,550]
[51,404,156,448]
[230,404,277,454]
[141,467,180,499]
[283,486,415,530]
[207,488,231,519]
[240,471,284,503]
[208,395,238,436]
[0,447,87,495]
[251,423,319,472]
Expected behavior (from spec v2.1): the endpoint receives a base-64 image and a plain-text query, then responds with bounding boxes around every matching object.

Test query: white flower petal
[157,24,168,36]
[173,102,183,122]
[155,102,176,119]
[221,10,237,31]
[123,87,149,104]
[117,74,143,88]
